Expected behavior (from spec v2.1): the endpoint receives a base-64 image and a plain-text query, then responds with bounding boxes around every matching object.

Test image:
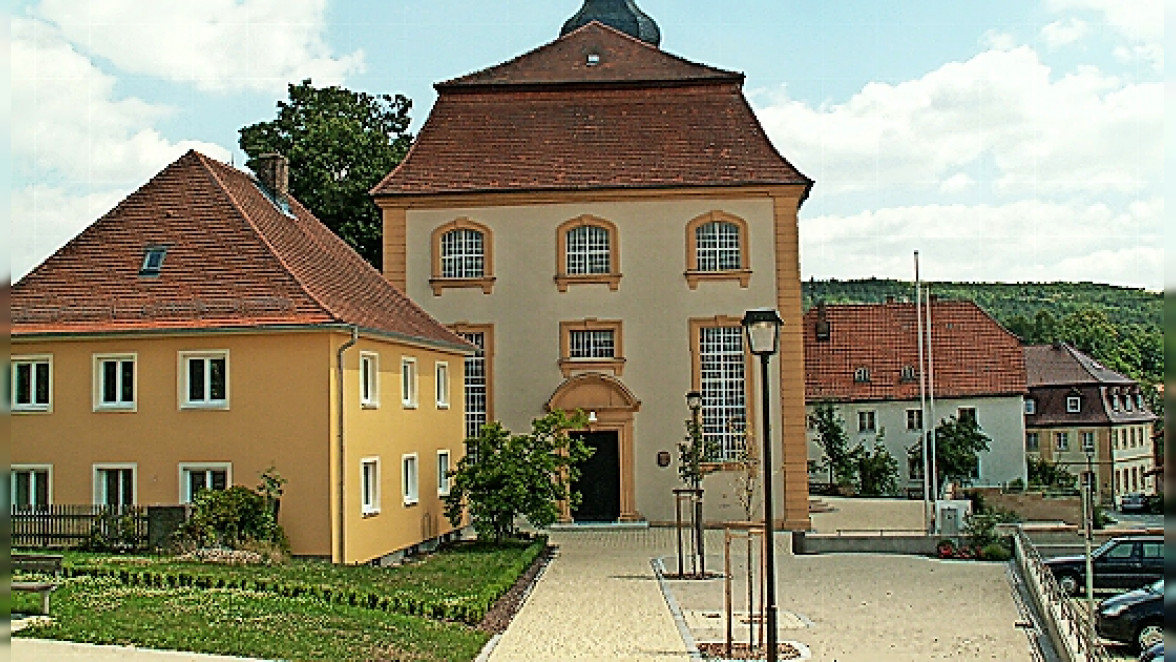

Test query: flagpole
[915,251,931,533]
[925,285,938,502]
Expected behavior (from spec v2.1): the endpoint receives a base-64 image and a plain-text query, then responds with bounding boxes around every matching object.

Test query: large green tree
[239,79,413,268]
[932,415,991,486]
[809,401,857,487]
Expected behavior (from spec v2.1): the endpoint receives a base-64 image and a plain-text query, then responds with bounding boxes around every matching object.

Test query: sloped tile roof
[1024,343,1135,387]
[372,22,810,197]
[13,150,470,351]
[804,300,1027,403]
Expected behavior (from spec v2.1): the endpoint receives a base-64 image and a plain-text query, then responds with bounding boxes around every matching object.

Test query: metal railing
[1013,528,1112,662]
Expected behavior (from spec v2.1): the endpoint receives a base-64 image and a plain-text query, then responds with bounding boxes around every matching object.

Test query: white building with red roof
[803,299,1029,493]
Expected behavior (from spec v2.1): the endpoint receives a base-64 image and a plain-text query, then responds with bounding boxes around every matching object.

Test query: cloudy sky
[9,0,1166,290]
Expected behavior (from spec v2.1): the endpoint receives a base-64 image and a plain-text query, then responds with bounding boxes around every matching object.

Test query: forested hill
[803,278,1163,386]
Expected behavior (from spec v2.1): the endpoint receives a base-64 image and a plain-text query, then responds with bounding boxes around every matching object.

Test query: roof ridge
[195,152,342,325]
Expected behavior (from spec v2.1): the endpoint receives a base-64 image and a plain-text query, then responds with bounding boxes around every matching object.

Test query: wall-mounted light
[657,451,671,468]
[588,411,598,424]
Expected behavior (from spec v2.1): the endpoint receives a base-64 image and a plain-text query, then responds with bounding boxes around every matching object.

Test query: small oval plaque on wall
[656,451,672,468]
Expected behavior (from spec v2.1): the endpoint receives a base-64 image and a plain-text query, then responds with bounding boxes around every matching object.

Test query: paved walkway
[488,528,690,661]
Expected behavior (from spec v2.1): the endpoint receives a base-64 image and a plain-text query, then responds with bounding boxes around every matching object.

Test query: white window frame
[905,408,922,431]
[401,357,418,409]
[857,410,877,433]
[360,352,380,409]
[12,464,53,508]
[694,220,741,272]
[402,453,419,505]
[456,331,488,440]
[93,463,137,506]
[1024,399,1036,415]
[1066,396,1081,413]
[1054,431,1070,451]
[565,225,612,275]
[1081,431,1096,454]
[698,326,747,461]
[1025,432,1040,452]
[11,354,53,412]
[568,329,616,359]
[853,367,871,383]
[178,463,232,503]
[440,228,485,279]
[361,457,381,516]
[179,350,230,409]
[94,353,138,411]
[437,450,451,496]
[435,362,450,409]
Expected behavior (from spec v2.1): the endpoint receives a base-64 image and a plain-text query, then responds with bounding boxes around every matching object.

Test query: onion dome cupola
[561,0,661,47]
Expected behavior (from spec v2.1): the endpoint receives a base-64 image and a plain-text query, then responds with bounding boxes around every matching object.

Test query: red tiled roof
[803,300,1027,403]
[13,150,469,350]
[1024,343,1135,387]
[372,22,810,197]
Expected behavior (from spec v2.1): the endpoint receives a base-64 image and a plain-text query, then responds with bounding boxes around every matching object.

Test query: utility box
[935,500,973,536]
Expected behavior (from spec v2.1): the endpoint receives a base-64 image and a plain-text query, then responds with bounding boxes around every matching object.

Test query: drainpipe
[336,326,359,564]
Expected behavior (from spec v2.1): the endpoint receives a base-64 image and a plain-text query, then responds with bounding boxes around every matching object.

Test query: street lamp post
[742,308,782,662]
[686,390,705,577]
[1082,440,1096,640]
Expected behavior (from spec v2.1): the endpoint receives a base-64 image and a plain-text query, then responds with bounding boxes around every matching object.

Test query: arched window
[440,229,484,279]
[685,211,750,289]
[695,221,741,271]
[555,215,620,291]
[430,218,494,295]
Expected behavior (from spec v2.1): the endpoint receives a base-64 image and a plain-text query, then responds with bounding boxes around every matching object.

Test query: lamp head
[742,308,783,356]
[685,390,703,411]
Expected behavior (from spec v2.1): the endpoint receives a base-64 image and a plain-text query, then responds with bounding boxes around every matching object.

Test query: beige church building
[373,3,813,529]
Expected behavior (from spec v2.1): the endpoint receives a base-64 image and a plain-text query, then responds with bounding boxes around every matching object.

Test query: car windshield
[1146,579,1162,593]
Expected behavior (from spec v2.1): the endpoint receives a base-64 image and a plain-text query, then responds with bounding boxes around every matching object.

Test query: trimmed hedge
[59,538,546,625]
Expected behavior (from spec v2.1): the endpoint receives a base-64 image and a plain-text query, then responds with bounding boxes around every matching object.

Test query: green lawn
[12,538,544,661]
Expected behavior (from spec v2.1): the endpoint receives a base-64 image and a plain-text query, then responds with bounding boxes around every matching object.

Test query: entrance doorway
[571,431,621,522]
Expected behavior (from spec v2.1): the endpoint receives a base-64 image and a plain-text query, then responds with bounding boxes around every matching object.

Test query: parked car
[1118,493,1146,513]
[1043,535,1163,596]
[1138,640,1162,662]
[1095,579,1162,650]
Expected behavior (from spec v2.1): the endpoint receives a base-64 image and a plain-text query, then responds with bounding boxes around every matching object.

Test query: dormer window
[1066,395,1082,413]
[899,365,918,382]
[140,246,167,276]
[1123,395,1133,412]
[853,367,871,383]
[586,53,601,66]
[1135,393,1144,410]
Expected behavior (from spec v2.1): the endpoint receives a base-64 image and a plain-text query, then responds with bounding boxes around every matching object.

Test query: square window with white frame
[437,450,451,496]
[361,457,381,515]
[402,454,419,505]
[905,409,922,431]
[95,354,136,410]
[1024,399,1036,415]
[94,465,136,506]
[12,465,52,509]
[180,464,230,503]
[180,351,229,408]
[1054,431,1070,451]
[857,410,876,433]
[435,362,450,409]
[360,352,379,408]
[401,357,418,409]
[1065,395,1081,413]
[11,355,52,411]
[569,329,616,359]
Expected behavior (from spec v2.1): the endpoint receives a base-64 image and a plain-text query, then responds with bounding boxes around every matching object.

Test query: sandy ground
[667,497,1039,661]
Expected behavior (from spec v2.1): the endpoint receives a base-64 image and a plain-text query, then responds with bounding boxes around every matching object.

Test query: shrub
[979,542,1012,562]
[176,486,289,554]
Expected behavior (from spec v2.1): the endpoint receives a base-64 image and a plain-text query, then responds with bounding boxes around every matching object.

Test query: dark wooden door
[571,431,620,522]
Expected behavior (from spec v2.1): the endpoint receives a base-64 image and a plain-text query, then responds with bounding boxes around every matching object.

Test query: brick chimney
[815,301,831,342]
[253,153,289,207]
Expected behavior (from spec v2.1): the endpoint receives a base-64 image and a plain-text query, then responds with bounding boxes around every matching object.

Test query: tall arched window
[430,218,495,295]
[685,211,750,289]
[555,215,620,291]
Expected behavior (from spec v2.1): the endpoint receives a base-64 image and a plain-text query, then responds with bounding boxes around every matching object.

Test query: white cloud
[11,186,129,281]
[33,0,364,94]
[939,173,974,193]
[1040,18,1090,48]
[755,47,1161,197]
[1045,0,1162,43]
[800,198,1163,290]
[12,17,232,277]
[12,17,231,184]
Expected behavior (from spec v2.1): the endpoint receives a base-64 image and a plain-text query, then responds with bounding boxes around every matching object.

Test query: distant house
[804,299,1028,493]
[10,151,471,564]
[1023,343,1158,505]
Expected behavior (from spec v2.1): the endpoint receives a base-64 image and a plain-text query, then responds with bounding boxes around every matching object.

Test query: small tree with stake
[677,392,720,577]
[809,401,857,492]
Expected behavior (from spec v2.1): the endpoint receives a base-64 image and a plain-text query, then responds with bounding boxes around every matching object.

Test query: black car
[1043,535,1163,596]
[1095,579,1162,650]
[1118,493,1146,513]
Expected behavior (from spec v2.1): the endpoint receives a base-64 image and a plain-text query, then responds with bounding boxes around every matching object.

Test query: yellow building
[372,6,813,528]
[11,151,471,564]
